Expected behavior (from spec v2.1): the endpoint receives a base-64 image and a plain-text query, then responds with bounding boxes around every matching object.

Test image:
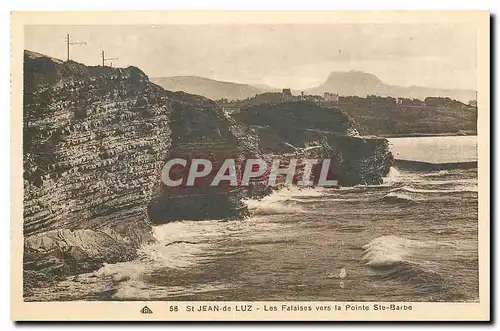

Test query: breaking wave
[390,185,478,194]
[244,186,324,215]
[421,170,450,177]
[361,235,449,266]
[382,192,417,203]
[383,166,401,184]
[92,218,251,299]
[361,236,467,301]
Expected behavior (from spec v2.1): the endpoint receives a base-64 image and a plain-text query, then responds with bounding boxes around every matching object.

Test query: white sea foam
[391,185,477,194]
[94,219,234,284]
[421,170,450,177]
[383,166,401,184]
[382,191,416,202]
[361,235,454,267]
[244,199,303,214]
[362,238,411,266]
[244,185,324,215]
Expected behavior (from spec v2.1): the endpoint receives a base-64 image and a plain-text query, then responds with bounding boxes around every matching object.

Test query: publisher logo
[140,306,153,314]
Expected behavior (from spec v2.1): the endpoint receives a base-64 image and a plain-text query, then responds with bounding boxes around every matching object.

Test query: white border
[3,1,497,330]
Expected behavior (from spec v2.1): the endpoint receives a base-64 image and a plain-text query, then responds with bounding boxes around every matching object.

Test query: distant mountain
[151,76,275,101]
[306,71,476,103]
[251,83,281,92]
[152,72,476,103]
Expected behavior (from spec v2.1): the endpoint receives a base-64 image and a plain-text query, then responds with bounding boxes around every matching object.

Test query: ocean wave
[275,185,326,197]
[362,236,427,266]
[244,199,304,215]
[93,219,240,285]
[244,186,324,215]
[361,235,458,268]
[413,178,477,186]
[91,215,293,300]
[361,236,466,300]
[382,166,402,184]
[333,167,406,192]
[421,170,450,178]
[381,192,417,203]
[390,185,477,194]
[335,184,394,192]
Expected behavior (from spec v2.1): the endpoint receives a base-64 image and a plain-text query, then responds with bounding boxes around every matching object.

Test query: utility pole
[101,50,119,67]
[66,33,86,61]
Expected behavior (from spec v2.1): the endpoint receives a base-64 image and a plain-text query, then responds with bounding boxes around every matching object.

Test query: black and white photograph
[10,11,490,321]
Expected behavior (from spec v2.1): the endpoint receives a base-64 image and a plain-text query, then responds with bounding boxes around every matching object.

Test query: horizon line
[24,49,477,93]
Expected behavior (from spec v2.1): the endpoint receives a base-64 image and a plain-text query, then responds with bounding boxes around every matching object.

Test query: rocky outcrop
[232,102,393,186]
[23,50,175,291]
[22,51,260,290]
[22,51,393,295]
[335,95,477,136]
[146,91,255,224]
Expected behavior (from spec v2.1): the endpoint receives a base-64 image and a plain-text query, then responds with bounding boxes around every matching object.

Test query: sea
[26,136,479,302]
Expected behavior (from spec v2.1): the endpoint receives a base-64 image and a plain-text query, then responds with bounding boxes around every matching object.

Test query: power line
[66,33,86,61]
[101,50,119,67]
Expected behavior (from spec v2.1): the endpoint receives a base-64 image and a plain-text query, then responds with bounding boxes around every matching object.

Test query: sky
[25,24,477,90]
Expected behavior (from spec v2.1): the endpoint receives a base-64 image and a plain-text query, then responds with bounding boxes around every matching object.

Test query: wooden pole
[67,34,70,61]
[66,33,86,61]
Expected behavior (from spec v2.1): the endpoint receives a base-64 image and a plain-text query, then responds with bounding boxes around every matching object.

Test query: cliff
[22,51,393,296]
[228,93,477,136]
[146,90,254,224]
[23,50,173,293]
[336,96,477,136]
[233,102,393,186]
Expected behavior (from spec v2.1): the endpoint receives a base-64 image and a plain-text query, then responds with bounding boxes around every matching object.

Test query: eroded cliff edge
[23,51,172,293]
[22,51,393,295]
[232,102,394,186]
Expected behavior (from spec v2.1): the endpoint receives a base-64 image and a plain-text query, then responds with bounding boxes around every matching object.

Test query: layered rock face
[233,102,393,186]
[22,51,393,294]
[146,91,254,224]
[22,51,258,290]
[23,51,174,289]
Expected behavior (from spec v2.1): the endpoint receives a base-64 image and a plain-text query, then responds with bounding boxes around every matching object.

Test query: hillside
[306,71,476,103]
[151,76,274,101]
[153,71,476,104]
[336,96,477,136]
[227,93,477,136]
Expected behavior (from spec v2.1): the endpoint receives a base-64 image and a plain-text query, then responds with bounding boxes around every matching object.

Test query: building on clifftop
[280,88,295,103]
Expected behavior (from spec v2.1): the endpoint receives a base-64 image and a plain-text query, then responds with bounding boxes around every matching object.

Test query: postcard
[11,11,490,321]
